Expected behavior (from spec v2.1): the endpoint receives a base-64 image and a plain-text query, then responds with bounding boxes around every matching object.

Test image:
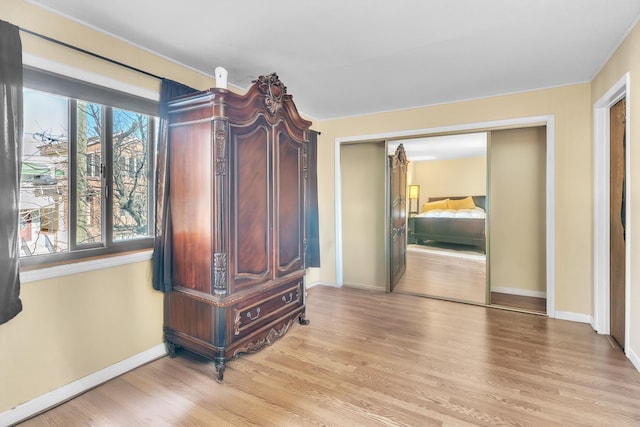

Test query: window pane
[20,89,69,256]
[112,108,150,240]
[21,69,157,265]
[76,101,103,245]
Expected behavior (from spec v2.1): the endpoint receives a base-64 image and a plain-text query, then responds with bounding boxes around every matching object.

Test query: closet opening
[334,116,555,316]
[388,126,547,314]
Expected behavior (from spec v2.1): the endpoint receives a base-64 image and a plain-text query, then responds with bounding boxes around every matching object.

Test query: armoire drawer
[232,281,303,339]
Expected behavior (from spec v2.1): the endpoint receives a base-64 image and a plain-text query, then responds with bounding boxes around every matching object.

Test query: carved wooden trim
[391,143,409,172]
[253,73,287,115]
[214,120,227,175]
[233,309,241,335]
[303,141,309,180]
[232,317,295,356]
[213,252,227,293]
[391,223,406,240]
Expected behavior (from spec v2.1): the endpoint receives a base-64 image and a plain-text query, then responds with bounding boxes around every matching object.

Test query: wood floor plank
[491,292,546,313]
[18,285,640,426]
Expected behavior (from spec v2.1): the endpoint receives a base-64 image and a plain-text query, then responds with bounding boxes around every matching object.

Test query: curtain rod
[19,27,163,81]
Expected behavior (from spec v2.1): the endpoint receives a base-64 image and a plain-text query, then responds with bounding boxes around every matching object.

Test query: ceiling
[30,0,640,120]
[389,133,487,161]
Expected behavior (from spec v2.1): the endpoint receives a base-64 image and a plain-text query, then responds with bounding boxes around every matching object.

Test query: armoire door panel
[275,127,304,275]
[231,123,272,288]
[169,123,213,293]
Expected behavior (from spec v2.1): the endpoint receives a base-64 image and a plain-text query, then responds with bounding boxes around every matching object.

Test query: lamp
[408,184,420,215]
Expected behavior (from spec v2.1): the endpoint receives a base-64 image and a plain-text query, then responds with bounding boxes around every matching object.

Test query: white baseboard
[342,282,385,292]
[553,310,592,324]
[491,286,547,299]
[306,281,341,289]
[628,347,640,373]
[0,343,167,426]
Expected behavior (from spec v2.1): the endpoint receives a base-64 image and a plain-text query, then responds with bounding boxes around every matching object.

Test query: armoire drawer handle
[246,307,261,320]
[282,292,295,304]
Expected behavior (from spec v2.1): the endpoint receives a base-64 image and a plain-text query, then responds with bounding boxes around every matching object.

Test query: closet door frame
[334,115,555,317]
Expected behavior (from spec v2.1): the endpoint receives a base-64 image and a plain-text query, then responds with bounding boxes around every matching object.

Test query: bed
[410,195,486,251]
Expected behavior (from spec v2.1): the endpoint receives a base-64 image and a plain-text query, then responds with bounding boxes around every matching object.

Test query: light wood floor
[491,292,547,314]
[20,285,640,426]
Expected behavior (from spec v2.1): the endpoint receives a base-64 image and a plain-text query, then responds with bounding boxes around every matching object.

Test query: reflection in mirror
[387,132,488,305]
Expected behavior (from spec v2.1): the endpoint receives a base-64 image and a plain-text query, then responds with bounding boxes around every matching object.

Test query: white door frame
[592,73,631,353]
[335,115,556,317]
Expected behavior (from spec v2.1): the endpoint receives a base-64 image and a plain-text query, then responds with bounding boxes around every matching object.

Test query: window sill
[20,249,153,283]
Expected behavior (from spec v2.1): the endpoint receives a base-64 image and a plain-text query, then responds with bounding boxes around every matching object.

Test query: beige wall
[1,0,217,414]
[316,82,592,317]
[591,19,640,363]
[341,142,386,290]
[0,261,162,411]
[489,127,546,295]
[412,156,487,207]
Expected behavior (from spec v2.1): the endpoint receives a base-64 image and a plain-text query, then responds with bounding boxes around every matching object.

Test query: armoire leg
[298,312,310,325]
[215,362,226,383]
[166,341,179,358]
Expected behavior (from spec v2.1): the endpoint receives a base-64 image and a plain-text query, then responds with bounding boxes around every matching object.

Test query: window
[20,67,158,265]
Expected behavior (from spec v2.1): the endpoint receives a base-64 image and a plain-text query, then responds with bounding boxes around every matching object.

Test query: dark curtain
[0,20,23,325]
[152,79,197,292]
[306,130,320,267]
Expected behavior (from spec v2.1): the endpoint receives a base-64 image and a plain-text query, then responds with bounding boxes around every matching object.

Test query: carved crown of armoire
[164,74,312,381]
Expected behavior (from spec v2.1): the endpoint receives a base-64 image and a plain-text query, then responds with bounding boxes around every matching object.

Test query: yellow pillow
[447,196,476,210]
[422,199,448,212]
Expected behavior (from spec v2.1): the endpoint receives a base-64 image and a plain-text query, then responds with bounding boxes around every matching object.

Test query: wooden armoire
[164,74,312,381]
